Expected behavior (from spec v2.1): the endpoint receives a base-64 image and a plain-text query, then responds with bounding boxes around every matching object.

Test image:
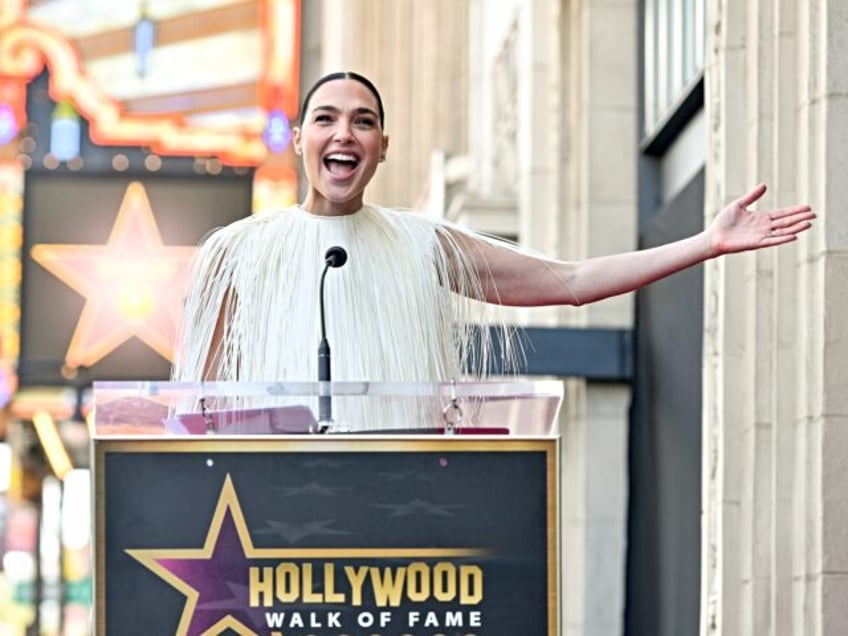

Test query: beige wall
[305,0,470,209]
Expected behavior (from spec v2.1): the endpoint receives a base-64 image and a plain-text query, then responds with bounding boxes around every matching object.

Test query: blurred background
[0,0,844,635]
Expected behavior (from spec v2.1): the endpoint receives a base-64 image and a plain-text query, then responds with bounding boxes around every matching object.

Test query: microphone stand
[316,263,333,432]
[315,246,347,433]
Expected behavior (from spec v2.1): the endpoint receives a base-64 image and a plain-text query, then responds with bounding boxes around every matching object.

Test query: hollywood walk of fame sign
[94,436,559,636]
[30,181,195,367]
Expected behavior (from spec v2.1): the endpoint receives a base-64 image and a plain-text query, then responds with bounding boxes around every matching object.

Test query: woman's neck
[300,193,363,216]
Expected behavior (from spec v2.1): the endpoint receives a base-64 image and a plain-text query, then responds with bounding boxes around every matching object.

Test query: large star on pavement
[30,181,196,367]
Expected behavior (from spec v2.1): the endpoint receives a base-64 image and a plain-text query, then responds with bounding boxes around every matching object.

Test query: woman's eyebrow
[352,107,379,118]
[312,105,379,119]
[312,105,340,114]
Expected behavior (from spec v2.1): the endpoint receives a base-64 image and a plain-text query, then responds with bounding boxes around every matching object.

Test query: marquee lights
[133,0,156,78]
[262,109,292,154]
[0,104,17,145]
[49,100,80,161]
[0,1,301,166]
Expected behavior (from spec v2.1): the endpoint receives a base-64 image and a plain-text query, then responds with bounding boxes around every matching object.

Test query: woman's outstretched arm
[463,183,815,307]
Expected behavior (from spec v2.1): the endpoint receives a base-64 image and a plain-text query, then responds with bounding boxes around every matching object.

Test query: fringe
[171,205,522,430]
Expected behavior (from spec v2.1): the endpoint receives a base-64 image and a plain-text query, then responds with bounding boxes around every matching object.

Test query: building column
[701,0,848,633]
[558,1,637,635]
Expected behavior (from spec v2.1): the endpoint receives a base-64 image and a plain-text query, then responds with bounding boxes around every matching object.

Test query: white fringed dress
[171,204,516,430]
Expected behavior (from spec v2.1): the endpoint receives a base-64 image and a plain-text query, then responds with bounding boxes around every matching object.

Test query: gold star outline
[126,475,259,636]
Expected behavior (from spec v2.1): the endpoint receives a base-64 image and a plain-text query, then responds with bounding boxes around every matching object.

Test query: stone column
[701,0,848,633]
[558,1,637,635]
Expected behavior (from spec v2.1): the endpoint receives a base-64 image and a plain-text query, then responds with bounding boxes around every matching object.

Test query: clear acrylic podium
[92,380,562,636]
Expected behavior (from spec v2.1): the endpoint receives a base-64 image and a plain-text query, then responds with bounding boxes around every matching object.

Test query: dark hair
[298,71,385,128]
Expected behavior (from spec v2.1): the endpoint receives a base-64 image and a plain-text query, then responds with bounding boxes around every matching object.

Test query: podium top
[92,380,563,437]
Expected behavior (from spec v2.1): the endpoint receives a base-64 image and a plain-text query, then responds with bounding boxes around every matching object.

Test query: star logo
[127,476,263,636]
[30,181,196,367]
[126,475,487,636]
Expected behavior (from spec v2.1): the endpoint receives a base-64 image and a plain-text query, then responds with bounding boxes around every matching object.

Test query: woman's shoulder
[363,204,447,230]
[200,206,298,243]
[367,205,499,244]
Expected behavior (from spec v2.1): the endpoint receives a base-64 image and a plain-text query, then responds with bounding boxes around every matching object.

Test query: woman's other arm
[463,183,815,307]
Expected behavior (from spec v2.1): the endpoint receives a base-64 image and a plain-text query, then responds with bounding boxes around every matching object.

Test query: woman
[171,72,814,429]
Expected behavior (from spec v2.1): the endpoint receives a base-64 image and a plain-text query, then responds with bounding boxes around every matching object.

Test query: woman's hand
[707,183,816,257]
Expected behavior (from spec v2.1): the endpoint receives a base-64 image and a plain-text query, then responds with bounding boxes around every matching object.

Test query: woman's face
[293,79,389,215]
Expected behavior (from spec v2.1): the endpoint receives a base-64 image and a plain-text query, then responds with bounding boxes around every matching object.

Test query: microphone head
[325,246,348,268]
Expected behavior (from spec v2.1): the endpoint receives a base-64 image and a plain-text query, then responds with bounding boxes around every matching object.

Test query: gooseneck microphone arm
[316,246,348,433]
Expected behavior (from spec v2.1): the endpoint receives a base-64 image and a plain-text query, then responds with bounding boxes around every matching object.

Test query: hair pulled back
[298,71,385,128]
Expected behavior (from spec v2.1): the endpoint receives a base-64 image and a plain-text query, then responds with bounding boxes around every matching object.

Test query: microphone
[315,246,348,433]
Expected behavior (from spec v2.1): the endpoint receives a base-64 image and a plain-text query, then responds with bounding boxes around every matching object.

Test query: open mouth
[323,152,361,177]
